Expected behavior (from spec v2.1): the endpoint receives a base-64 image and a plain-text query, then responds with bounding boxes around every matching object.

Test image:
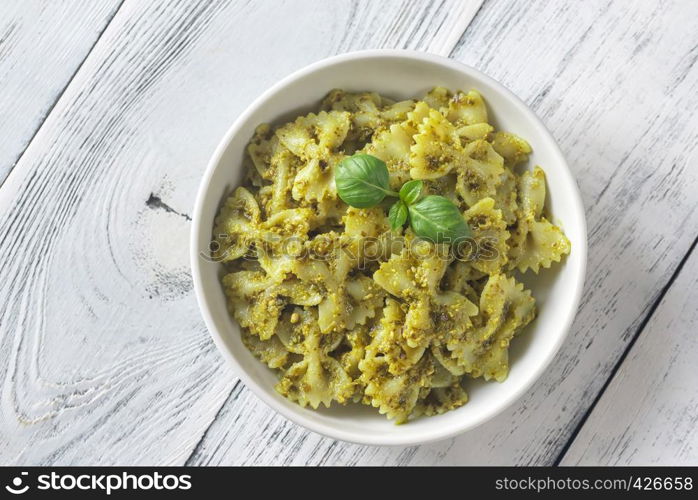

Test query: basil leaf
[335,154,396,208]
[399,179,423,205]
[408,195,471,244]
[388,200,408,230]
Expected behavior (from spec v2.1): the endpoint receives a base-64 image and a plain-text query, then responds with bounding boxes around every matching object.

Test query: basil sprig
[335,153,471,244]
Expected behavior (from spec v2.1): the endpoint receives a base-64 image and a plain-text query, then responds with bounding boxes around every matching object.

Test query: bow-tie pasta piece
[321,89,383,113]
[242,329,289,370]
[441,261,485,301]
[345,275,386,329]
[414,358,469,417]
[491,168,519,225]
[275,112,351,205]
[274,308,309,355]
[421,86,453,111]
[360,349,435,424]
[430,291,479,345]
[374,234,477,349]
[362,101,432,188]
[490,131,532,168]
[342,206,389,240]
[292,232,383,334]
[363,123,414,189]
[263,149,303,213]
[274,277,324,307]
[336,324,372,383]
[276,355,355,408]
[509,167,571,273]
[431,344,467,377]
[298,263,351,333]
[261,208,313,240]
[212,186,261,262]
[457,122,494,143]
[423,173,460,207]
[455,139,505,207]
[446,274,536,381]
[414,384,470,417]
[213,188,315,264]
[276,355,354,409]
[256,250,301,282]
[310,197,347,224]
[247,124,284,179]
[276,310,354,409]
[519,165,546,218]
[404,101,432,133]
[341,206,394,268]
[275,110,351,160]
[409,108,464,180]
[462,197,511,274]
[292,156,340,203]
[224,271,322,341]
[222,271,283,341]
[373,235,447,289]
[320,89,416,149]
[445,90,488,126]
[380,99,416,124]
[363,298,426,376]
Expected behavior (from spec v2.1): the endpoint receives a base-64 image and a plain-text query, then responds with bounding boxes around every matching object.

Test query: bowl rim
[191,48,588,446]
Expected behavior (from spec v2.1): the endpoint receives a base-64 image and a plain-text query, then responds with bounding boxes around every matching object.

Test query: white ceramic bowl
[191,50,587,446]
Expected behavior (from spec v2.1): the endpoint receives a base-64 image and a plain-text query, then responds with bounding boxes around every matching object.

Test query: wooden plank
[0,0,483,465]
[560,239,698,465]
[0,0,122,184]
[186,0,698,465]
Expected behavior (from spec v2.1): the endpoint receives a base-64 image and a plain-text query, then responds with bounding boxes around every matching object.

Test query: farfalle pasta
[213,87,570,423]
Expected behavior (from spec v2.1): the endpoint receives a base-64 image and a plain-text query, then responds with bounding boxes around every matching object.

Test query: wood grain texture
[560,238,698,465]
[0,0,483,465]
[186,0,698,465]
[0,0,122,185]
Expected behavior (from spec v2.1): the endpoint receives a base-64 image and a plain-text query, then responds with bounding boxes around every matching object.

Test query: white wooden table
[1,0,696,466]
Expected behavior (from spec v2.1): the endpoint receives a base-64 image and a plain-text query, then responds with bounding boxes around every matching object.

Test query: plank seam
[184,380,241,466]
[448,0,488,58]
[553,231,698,465]
[0,0,127,192]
